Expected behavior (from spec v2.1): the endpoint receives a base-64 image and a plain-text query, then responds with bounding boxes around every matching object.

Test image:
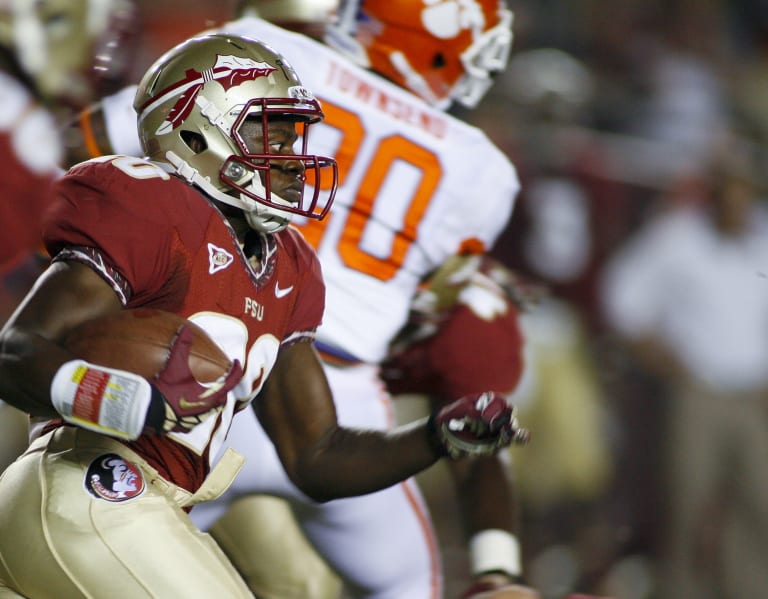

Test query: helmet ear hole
[180,130,207,153]
[432,53,446,69]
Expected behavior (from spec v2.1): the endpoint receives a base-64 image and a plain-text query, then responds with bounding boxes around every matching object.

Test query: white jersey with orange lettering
[228,17,518,362]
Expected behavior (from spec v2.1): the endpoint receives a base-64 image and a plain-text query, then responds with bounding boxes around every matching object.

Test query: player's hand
[148,325,243,433]
[429,391,530,459]
[462,573,542,598]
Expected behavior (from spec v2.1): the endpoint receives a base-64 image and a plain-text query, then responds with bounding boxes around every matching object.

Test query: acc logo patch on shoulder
[208,243,234,274]
[84,453,146,502]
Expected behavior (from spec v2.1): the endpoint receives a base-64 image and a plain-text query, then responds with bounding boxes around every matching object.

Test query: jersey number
[108,155,171,180]
[298,99,442,281]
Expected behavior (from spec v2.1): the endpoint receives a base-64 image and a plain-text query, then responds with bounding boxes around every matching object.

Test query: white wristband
[51,359,153,441]
[469,529,522,577]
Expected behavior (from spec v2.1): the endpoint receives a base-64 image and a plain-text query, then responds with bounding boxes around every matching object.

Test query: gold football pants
[0,427,252,599]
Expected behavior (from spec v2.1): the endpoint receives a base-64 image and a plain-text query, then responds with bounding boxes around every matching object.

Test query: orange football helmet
[325,0,513,109]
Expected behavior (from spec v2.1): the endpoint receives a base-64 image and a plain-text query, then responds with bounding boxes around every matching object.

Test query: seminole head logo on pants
[84,453,145,502]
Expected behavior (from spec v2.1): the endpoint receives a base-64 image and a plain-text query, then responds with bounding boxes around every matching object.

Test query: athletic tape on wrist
[469,529,522,577]
[50,359,153,440]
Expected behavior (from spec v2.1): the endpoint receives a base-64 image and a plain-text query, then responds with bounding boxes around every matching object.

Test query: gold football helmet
[236,0,338,39]
[134,33,338,233]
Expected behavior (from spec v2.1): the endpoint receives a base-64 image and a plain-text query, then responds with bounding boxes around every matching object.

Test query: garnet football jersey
[42,155,325,490]
[382,301,524,399]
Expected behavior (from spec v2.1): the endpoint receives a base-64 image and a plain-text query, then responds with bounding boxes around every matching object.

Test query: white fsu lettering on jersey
[244,297,265,320]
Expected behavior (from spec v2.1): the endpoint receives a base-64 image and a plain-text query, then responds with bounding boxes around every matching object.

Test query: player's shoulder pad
[57,155,198,220]
[281,225,322,270]
[63,155,176,194]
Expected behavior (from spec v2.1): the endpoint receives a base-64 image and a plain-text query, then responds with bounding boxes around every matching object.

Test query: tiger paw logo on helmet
[421,0,488,40]
[326,0,514,109]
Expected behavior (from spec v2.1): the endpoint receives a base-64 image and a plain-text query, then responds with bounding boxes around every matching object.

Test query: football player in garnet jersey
[62,1,534,597]
[0,33,528,598]
[0,0,140,475]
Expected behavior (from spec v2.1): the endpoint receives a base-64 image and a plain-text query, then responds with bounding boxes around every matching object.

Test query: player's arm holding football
[0,261,121,418]
[0,260,240,440]
[0,257,527,501]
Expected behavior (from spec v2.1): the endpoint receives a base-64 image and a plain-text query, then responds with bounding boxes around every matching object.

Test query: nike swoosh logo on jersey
[275,282,294,298]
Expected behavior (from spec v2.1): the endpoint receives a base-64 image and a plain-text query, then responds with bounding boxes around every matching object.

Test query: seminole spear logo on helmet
[139,54,277,136]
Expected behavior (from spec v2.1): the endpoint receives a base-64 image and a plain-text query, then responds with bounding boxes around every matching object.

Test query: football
[62,308,231,383]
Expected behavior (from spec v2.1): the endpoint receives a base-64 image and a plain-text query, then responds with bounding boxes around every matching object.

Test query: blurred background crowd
[476,1,768,598]
[8,0,768,597]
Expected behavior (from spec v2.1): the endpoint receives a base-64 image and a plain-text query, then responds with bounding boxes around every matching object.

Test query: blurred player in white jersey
[65,1,533,597]
[0,0,140,473]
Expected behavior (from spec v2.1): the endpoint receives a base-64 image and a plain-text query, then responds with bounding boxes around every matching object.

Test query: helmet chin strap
[240,173,293,234]
[165,150,293,233]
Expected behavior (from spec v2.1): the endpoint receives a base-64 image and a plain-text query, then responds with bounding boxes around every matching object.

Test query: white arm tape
[469,529,522,577]
[50,359,152,441]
